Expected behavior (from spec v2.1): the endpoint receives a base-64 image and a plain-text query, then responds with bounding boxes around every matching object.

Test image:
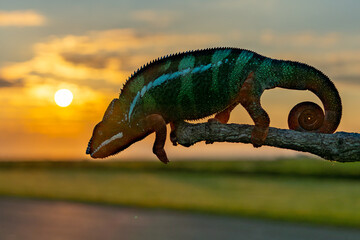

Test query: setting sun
[54,89,73,107]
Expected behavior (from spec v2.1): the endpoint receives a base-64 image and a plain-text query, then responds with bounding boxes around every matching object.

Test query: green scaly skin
[86,47,342,163]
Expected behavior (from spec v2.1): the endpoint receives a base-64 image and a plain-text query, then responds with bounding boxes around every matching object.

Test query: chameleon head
[86,98,145,158]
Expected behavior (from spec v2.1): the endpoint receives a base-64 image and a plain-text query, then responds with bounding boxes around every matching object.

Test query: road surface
[0,197,359,240]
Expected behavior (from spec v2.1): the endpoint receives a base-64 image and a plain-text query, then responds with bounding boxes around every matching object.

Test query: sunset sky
[0,0,359,161]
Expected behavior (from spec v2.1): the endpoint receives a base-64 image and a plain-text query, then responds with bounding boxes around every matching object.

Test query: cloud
[0,78,14,87]
[61,52,123,69]
[0,78,22,87]
[0,28,220,92]
[301,50,360,83]
[259,30,340,48]
[335,75,360,85]
[0,10,46,27]
[130,10,178,28]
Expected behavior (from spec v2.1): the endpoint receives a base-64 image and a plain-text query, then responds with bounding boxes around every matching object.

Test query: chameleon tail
[281,63,342,133]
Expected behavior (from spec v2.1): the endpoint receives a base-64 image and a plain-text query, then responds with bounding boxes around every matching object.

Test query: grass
[0,158,360,227]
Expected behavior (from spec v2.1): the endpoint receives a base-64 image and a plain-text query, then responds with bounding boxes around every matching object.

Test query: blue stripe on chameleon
[140,85,147,97]
[147,81,153,89]
[128,55,233,122]
[202,63,212,71]
[128,91,140,120]
[153,74,169,87]
[191,67,201,74]
[191,63,212,74]
[128,67,192,121]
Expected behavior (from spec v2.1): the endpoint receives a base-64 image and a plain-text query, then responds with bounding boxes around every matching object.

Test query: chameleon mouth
[87,132,124,158]
[86,139,91,155]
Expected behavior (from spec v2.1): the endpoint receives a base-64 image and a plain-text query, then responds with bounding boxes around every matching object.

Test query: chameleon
[86,47,342,163]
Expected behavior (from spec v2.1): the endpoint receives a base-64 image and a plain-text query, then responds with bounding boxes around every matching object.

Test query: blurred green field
[0,158,360,227]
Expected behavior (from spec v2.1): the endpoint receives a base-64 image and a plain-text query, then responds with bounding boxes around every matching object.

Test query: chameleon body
[86,47,342,163]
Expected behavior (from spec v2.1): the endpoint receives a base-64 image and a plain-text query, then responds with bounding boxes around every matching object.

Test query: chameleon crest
[86,47,342,163]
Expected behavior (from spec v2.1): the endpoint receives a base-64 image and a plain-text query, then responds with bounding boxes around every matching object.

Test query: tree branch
[173,121,360,162]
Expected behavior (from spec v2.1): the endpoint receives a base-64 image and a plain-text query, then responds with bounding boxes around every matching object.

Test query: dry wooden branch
[173,121,360,162]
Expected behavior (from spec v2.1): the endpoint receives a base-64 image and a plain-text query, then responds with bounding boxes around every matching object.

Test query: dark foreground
[0,198,360,240]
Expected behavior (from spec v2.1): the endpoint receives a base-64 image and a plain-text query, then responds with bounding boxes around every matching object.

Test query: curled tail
[279,62,342,133]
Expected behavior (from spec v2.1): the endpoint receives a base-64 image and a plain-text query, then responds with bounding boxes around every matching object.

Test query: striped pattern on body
[120,47,335,124]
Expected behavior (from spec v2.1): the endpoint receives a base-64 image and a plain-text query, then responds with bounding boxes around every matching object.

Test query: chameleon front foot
[170,131,178,146]
[145,114,170,164]
[170,122,178,146]
[153,146,169,164]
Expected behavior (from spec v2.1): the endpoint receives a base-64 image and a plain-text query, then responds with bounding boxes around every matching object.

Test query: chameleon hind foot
[239,72,270,148]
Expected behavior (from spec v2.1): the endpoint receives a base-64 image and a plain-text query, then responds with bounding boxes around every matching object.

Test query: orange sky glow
[0,1,359,161]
